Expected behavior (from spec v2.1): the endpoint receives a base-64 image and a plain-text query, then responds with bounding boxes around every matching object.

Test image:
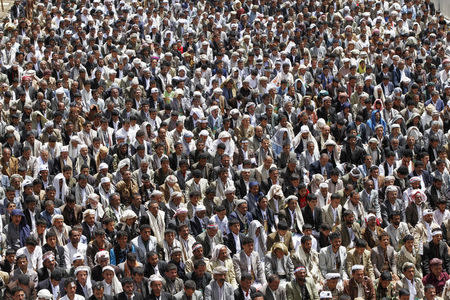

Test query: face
[353,269,364,283]
[93,288,104,299]
[331,237,341,250]
[103,269,114,283]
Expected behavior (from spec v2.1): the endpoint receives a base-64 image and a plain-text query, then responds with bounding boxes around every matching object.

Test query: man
[286,266,319,300]
[116,277,144,300]
[361,213,385,249]
[4,209,31,251]
[225,219,245,256]
[345,239,375,282]
[234,273,257,300]
[232,236,266,289]
[63,229,87,271]
[88,282,114,300]
[385,210,411,251]
[321,193,342,228]
[260,274,286,300]
[292,235,322,284]
[414,209,440,256]
[163,263,185,294]
[301,194,322,234]
[422,229,450,275]
[195,221,223,258]
[186,260,211,294]
[335,209,362,248]
[371,232,398,280]
[396,262,425,299]
[81,209,102,243]
[422,258,449,296]
[319,232,348,280]
[343,265,376,299]
[131,224,157,264]
[204,266,235,300]
[60,278,85,300]
[174,280,202,300]
[266,221,295,254]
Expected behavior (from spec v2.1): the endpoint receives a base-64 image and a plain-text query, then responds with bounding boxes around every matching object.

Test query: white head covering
[101,265,123,295]
[74,266,93,297]
[211,244,231,262]
[53,173,67,202]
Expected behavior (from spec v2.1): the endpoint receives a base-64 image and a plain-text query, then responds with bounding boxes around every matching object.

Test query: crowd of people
[0,0,448,299]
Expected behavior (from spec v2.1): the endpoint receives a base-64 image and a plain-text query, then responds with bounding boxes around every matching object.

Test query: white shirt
[233,232,241,253]
[51,282,60,299]
[407,278,416,300]
[331,207,338,222]
[63,242,87,270]
[218,283,225,300]
[16,246,43,271]
[28,209,36,232]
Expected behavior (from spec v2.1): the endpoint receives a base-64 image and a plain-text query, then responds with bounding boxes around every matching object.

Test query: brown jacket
[343,277,375,300]
[361,226,385,249]
[266,231,295,254]
[1,157,18,177]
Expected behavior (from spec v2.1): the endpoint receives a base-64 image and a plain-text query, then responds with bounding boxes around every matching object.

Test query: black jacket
[301,206,322,232]
[252,207,276,234]
[224,232,245,255]
[422,241,450,274]
[234,286,257,300]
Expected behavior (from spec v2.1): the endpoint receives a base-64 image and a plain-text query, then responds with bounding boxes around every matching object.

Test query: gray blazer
[318,245,348,280]
[174,290,204,300]
[370,245,397,278]
[233,250,267,285]
[264,252,295,281]
[321,204,342,228]
[260,282,287,300]
[131,235,158,264]
[204,280,235,300]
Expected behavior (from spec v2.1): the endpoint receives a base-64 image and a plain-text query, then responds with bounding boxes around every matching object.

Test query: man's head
[351,265,364,283]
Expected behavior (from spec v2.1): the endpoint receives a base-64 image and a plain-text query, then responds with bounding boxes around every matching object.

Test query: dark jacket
[252,207,276,234]
[233,286,257,300]
[224,232,245,255]
[422,240,450,275]
[301,206,322,232]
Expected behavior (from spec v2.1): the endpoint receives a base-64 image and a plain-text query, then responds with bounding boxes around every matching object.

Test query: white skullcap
[423,209,433,216]
[352,265,364,271]
[319,291,333,299]
[385,185,397,193]
[213,266,228,275]
[196,205,206,212]
[300,125,310,133]
[151,88,159,93]
[72,253,84,263]
[83,209,96,218]
[319,182,328,189]
[199,130,209,136]
[432,230,443,236]
[166,175,178,183]
[234,199,247,206]
[99,163,108,170]
[79,144,88,150]
[149,274,164,283]
[60,146,69,152]
[121,210,137,221]
[101,177,110,184]
[225,186,236,194]
[51,214,64,224]
[325,273,340,280]
[151,190,163,196]
[37,289,53,299]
